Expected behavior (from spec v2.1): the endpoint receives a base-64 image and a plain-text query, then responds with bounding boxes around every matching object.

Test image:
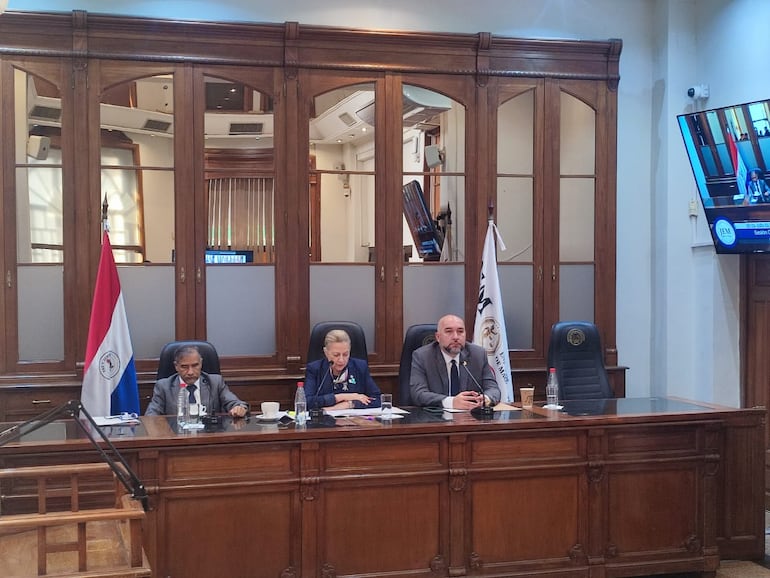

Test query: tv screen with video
[677,98,770,253]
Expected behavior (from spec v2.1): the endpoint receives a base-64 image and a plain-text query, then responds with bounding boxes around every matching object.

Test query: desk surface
[0,396,755,450]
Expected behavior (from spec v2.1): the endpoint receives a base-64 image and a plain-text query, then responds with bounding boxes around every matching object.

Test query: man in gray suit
[410,314,501,410]
[145,345,249,417]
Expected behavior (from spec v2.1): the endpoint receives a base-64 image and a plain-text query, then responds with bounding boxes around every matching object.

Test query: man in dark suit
[746,168,770,204]
[145,345,248,417]
[409,314,501,410]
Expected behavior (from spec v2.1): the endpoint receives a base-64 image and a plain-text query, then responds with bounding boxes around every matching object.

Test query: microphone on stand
[461,359,495,418]
[309,366,331,420]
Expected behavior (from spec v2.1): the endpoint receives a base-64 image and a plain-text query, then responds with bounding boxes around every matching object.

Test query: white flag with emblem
[473,219,514,402]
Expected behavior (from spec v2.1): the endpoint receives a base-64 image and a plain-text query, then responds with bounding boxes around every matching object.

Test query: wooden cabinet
[0,11,621,403]
[0,385,79,422]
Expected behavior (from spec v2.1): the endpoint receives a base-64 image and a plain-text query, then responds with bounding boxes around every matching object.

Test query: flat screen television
[677,98,770,253]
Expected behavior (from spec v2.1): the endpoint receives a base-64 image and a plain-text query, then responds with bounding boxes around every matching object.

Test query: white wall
[12,0,763,406]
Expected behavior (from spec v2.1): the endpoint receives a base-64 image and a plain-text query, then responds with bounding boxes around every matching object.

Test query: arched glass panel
[402,85,465,264]
[401,85,466,330]
[101,74,176,358]
[309,83,376,347]
[496,89,535,350]
[309,84,375,263]
[559,91,595,322]
[15,68,64,361]
[203,74,276,356]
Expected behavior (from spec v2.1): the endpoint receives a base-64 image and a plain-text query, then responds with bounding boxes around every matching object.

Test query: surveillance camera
[687,84,710,99]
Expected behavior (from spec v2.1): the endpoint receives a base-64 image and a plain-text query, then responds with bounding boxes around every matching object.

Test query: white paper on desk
[93,415,140,426]
[326,407,409,418]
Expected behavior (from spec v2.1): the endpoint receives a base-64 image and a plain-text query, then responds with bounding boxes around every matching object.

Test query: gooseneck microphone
[309,365,331,419]
[461,359,494,418]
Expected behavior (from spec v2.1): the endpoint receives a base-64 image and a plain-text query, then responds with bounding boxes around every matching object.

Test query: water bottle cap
[297,381,304,387]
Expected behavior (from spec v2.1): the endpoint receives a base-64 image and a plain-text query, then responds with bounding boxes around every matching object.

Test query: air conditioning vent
[29,105,61,121]
[143,119,172,132]
[338,112,357,127]
[229,122,263,135]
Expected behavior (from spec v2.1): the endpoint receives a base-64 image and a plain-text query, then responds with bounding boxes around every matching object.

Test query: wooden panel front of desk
[0,409,763,578]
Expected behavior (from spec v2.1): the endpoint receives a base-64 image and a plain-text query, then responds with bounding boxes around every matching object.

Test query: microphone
[461,358,494,418]
[309,366,331,420]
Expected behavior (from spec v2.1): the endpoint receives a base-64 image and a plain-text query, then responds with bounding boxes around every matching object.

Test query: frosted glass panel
[119,265,175,359]
[403,264,464,329]
[559,178,595,262]
[18,266,63,360]
[497,90,534,174]
[559,264,594,322]
[498,264,533,350]
[310,265,375,350]
[497,177,533,263]
[560,92,595,175]
[207,266,276,356]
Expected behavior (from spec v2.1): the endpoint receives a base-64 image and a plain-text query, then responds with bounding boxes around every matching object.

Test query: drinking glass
[381,393,393,420]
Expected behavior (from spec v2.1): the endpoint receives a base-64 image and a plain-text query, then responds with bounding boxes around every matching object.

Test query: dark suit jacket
[747,178,770,203]
[409,341,501,407]
[145,372,247,416]
[304,357,381,409]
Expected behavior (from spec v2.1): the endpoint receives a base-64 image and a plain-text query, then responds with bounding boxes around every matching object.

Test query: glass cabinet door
[306,77,379,355]
[97,67,177,361]
[400,82,468,331]
[494,78,612,365]
[198,70,278,358]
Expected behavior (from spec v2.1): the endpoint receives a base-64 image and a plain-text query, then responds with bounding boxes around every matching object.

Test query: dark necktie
[187,384,197,404]
[450,359,460,396]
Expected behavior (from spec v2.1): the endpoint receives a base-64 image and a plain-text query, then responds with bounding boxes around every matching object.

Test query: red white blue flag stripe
[81,232,139,416]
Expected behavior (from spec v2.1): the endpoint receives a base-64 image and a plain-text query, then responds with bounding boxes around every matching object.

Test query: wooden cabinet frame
[0,11,621,410]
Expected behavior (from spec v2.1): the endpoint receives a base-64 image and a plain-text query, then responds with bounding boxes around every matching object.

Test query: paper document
[326,407,409,418]
[93,414,140,426]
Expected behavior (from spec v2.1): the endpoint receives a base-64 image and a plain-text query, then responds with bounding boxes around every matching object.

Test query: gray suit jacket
[409,341,501,407]
[145,372,248,416]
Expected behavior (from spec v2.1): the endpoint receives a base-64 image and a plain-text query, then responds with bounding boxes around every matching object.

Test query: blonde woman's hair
[324,329,351,349]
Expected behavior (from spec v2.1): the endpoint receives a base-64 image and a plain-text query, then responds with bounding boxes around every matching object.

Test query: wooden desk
[0,398,764,578]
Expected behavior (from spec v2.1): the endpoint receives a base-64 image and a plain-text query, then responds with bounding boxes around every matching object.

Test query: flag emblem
[99,351,121,379]
[478,316,502,354]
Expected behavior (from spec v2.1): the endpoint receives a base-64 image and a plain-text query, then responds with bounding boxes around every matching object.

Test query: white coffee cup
[261,401,280,419]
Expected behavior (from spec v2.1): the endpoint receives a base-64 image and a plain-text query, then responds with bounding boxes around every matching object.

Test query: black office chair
[546,321,613,400]
[398,324,437,406]
[306,321,368,363]
[156,340,221,379]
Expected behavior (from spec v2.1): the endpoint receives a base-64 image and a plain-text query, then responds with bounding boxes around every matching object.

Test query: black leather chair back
[398,324,437,405]
[307,321,368,364]
[156,340,221,380]
[546,321,613,400]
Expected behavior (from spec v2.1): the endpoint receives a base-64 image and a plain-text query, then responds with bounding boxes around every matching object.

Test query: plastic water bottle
[177,383,190,427]
[546,368,559,408]
[294,381,307,426]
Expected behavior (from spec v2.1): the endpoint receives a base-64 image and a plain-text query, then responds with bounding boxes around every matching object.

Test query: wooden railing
[0,462,150,577]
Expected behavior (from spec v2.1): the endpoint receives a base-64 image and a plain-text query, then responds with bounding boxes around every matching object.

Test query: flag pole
[102,195,110,234]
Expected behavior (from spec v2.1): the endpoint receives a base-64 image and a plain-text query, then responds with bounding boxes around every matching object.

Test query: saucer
[254,414,280,422]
